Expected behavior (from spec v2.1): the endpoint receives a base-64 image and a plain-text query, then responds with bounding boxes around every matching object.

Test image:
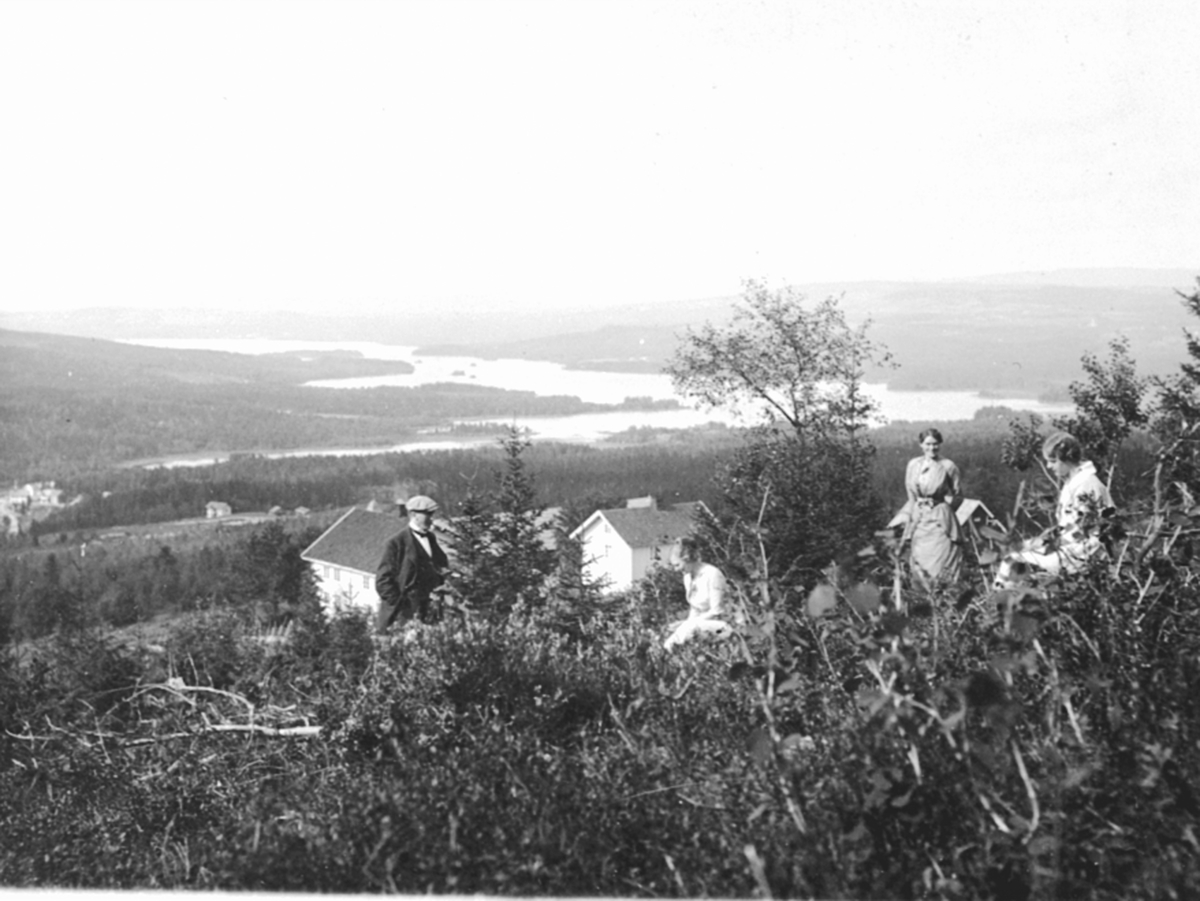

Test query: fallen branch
[135,680,257,717]
[9,679,321,751]
[9,722,321,747]
[120,723,321,745]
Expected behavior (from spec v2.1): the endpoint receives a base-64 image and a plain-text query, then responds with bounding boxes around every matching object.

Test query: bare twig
[1012,740,1041,841]
[622,783,700,802]
[663,853,687,895]
[1058,614,1102,663]
[607,694,638,753]
[661,675,696,701]
[744,844,774,899]
[129,682,256,719]
[678,793,728,810]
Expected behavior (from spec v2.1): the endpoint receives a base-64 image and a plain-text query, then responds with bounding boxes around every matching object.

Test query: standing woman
[900,428,963,583]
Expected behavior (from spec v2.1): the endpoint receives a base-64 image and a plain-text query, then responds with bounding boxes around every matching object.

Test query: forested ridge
[2,283,1199,897]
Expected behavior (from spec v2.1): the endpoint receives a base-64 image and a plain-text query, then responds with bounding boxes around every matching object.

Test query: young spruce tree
[447,427,558,617]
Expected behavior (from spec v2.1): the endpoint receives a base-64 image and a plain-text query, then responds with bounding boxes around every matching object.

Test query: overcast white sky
[2,0,1197,314]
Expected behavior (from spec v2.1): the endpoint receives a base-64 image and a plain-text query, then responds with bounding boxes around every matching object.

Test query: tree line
[21,403,1144,545]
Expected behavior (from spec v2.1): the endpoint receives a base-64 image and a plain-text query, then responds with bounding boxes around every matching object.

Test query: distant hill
[0,328,416,386]
[418,324,682,373]
[853,281,1194,393]
[2,268,1196,395]
[966,268,1199,289]
[417,276,1197,394]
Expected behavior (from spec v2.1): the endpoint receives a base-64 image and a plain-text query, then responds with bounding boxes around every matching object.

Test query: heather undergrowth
[2,531,1197,899]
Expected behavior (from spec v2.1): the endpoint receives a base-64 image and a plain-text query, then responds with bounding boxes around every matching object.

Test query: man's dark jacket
[375,525,448,632]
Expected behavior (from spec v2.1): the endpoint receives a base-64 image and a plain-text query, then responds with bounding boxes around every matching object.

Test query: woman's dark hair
[918,428,944,444]
[1043,431,1083,464]
[678,536,703,562]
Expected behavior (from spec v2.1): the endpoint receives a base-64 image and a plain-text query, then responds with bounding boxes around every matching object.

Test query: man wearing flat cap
[375,495,449,633]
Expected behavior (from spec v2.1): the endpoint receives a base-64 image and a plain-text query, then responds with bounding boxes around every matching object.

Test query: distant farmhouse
[569,496,707,593]
[1,481,67,537]
[205,501,233,519]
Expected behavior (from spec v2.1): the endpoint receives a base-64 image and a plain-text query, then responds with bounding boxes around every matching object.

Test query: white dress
[1007,461,1113,576]
[663,563,730,649]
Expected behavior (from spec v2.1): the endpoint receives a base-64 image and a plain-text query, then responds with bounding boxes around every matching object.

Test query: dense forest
[0,409,1076,543]
[10,404,1151,541]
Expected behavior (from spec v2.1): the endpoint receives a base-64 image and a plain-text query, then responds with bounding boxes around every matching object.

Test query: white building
[569,497,707,593]
[300,507,402,613]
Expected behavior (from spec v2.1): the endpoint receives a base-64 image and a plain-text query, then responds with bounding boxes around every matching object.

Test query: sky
[2,0,1198,315]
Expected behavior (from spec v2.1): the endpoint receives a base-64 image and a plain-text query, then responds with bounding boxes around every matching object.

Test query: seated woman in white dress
[996,431,1114,585]
[663,537,731,650]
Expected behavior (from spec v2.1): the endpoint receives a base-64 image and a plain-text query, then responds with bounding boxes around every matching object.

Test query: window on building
[363,574,371,589]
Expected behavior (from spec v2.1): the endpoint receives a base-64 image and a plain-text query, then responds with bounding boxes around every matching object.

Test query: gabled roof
[301,508,400,575]
[572,502,705,548]
[956,498,999,526]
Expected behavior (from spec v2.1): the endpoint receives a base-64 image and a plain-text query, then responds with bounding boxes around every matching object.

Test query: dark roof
[301,508,401,574]
[597,503,700,548]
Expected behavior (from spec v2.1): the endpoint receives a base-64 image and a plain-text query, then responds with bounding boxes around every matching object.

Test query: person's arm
[430,533,449,572]
[945,460,963,507]
[904,458,920,503]
[376,537,404,606]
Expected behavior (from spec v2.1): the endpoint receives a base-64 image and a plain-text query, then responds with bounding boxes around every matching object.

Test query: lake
[123,337,1073,462]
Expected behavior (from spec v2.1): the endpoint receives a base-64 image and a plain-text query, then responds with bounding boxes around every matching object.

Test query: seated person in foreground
[663,537,732,650]
[996,432,1114,586]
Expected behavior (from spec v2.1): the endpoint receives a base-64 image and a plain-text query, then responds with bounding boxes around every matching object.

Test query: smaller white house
[205,501,232,519]
[954,498,1004,549]
[569,497,707,593]
[301,507,403,613]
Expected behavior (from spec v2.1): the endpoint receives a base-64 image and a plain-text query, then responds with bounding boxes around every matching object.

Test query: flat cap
[403,495,438,513]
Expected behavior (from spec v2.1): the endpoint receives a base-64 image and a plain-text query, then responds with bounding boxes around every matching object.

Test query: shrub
[165,608,253,691]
